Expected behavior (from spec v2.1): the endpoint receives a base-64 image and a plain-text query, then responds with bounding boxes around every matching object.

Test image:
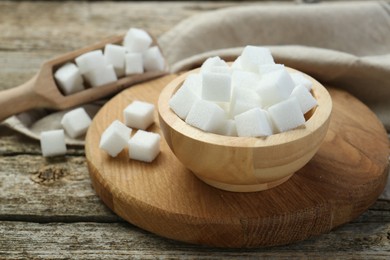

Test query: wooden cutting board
[85,74,389,248]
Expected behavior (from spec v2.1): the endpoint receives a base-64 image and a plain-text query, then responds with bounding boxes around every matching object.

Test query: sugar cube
[215,119,237,136]
[84,64,118,88]
[202,72,231,102]
[143,46,165,72]
[231,56,242,70]
[200,56,228,73]
[289,72,313,90]
[99,120,132,157]
[61,107,92,138]
[123,28,152,53]
[234,108,273,137]
[128,130,160,163]
[268,97,305,132]
[240,46,275,72]
[125,52,144,75]
[231,70,260,90]
[123,100,155,130]
[40,130,67,157]
[181,73,202,96]
[290,85,318,114]
[54,62,84,95]
[259,64,285,76]
[229,87,261,117]
[104,44,126,77]
[169,81,201,120]
[256,69,295,107]
[185,99,226,133]
[75,50,107,74]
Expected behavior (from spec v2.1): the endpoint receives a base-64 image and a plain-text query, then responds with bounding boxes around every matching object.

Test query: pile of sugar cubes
[99,100,161,163]
[40,107,92,157]
[169,45,318,137]
[54,28,165,95]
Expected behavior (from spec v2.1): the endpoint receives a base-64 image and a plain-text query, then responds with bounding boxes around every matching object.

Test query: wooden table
[1,1,389,258]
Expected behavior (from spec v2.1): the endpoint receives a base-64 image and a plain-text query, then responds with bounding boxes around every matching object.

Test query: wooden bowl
[158,68,332,192]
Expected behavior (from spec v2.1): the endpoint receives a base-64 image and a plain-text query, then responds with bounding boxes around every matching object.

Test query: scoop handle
[0,75,41,122]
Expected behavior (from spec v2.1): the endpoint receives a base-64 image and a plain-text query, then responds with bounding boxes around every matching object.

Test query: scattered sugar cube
[289,72,313,90]
[231,70,260,90]
[61,107,92,138]
[123,28,152,53]
[143,46,165,72]
[290,85,318,114]
[40,130,67,157]
[84,64,118,88]
[234,108,273,137]
[200,56,228,73]
[240,46,275,72]
[99,120,132,157]
[169,81,201,120]
[125,52,144,75]
[202,72,231,102]
[229,87,261,117]
[54,62,84,95]
[268,97,305,132]
[128,130,160,163]
[256,69,295,107]
[123,100,155,130]
[185,99,226,133]
[259,64,285,76]
[75,50,107,74]
[215,119,237,136]
[104,44,126,77]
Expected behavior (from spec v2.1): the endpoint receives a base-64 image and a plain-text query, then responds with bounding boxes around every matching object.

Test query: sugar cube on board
[240,46,275,72]
[202,72,231,102]
[143,46,165,72]
[200,56,228,73]
[289,72,313,90]
[61,107,92,138]
[123,100,155,130]
[234,108,273,137]
[256,69,295,107]
[84,64,118,88]
[123,28,152,53]
[185,99,226,133]
[290,85,318,114]
[75,50,107,74]
[268,97,305,132]
[128,130,160,163]
[40,130,67,157]
[54,62,84,95]
[104,44,126,77]
[125,52,144,75]
[169,82,201,120]
[259,64,285,76]
[99,120,132,157]
[231,70,260,90]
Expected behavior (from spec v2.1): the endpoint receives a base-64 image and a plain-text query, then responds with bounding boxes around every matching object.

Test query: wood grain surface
[85,75,389,248]
[1,1,390,258]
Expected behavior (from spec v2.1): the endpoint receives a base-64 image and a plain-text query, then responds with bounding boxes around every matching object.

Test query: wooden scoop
[0,34,168,122]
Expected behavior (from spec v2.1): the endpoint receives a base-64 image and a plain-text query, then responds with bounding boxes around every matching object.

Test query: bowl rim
[158,67,332,148]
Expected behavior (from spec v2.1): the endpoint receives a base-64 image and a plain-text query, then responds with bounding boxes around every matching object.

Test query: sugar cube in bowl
[158,67,332,192]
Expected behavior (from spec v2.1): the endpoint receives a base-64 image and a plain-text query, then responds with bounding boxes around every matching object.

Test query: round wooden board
[85,75,389,248]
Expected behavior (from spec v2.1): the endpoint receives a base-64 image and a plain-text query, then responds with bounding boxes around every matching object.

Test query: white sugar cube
[61,107,92,138]
[54,62,84,95]
[289,72,313,90]
[259,64,285,76]
[125,52,144,75]
[123,100,155,130]
[234,108,273,137]
[256,69,295,107]
[240,46,275,72]
[75,50,107,74]
[84,64,118,88]
[229,87,261,117]
[231,56,242,70]
[123,28,152,53]
[268,97,305,132]
[128,130,160,163]
[185,99,226,133]
[99,120,132,157]
[202,72,231,102]
[169,81,201,120]
[181,73,202,96]
[40,130,67,157]
[200,56,228,73]
[143,46,165,72]
[104,44,126,77]
[290,85,318,114]
[208,66,232,75]
[231,70,260,90]
[215,119,237,136]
